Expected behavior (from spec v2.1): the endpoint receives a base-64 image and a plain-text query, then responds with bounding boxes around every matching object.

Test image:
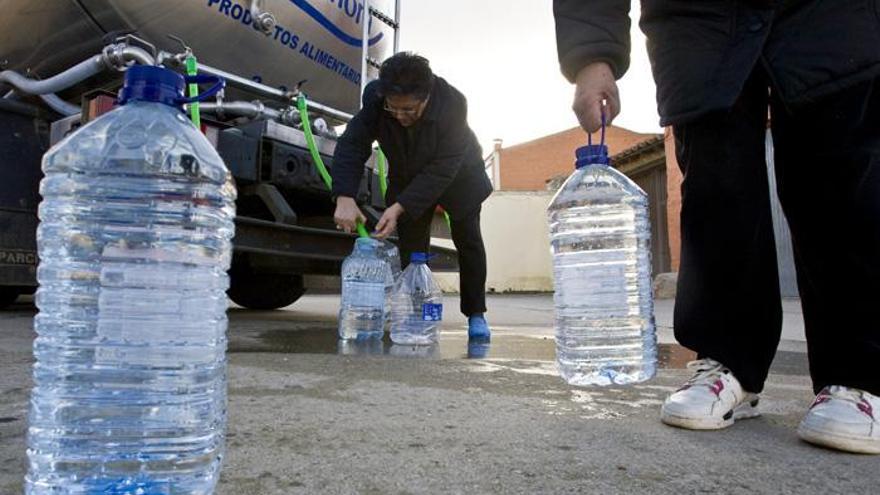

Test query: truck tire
[0,287,20,310]
[227,271,306,310]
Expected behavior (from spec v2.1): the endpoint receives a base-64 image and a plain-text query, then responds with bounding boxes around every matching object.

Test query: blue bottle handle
[177,75,225,104]
[587,111,607,147]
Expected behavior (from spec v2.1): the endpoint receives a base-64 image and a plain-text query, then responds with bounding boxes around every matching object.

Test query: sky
[396,1,661,152]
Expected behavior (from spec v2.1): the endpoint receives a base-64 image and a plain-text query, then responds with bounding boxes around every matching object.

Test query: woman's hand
[333,196,366,234]
[373,203,405,239]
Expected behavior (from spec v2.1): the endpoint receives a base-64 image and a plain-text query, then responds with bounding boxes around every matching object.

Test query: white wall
[434,191,554,293]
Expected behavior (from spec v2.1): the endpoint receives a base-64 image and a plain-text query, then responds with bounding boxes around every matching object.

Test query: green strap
[296,94,369,238]
[185,55,200,128]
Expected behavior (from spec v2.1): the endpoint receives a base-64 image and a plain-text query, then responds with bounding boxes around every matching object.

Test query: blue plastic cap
[410,252,430,264]
[575,144,610,168]
[118,65,186,108]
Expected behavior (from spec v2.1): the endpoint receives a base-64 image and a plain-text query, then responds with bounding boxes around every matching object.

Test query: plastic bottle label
[345,281,386,308]
[422,303,443,321]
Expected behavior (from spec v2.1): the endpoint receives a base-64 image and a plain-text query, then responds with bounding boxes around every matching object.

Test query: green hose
[185,54,201,128]
[376,147,388,198]
[297,94,369,238]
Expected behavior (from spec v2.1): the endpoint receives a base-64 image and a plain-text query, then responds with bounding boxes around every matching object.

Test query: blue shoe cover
[468,314,491,342]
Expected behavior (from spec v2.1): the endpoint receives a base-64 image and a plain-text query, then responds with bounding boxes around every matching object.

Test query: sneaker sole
[661,399,761,431]
[797,423,880,455]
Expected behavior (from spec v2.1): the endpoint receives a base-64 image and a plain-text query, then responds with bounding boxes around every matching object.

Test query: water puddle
[237,327,730,370]
[236,327,807,374]
[247,329,554,361]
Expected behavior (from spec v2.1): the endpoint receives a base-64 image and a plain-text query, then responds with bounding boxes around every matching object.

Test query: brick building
[486,126,660,191]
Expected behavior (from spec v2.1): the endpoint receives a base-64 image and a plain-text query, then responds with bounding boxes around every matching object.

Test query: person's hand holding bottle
[571,62,620,132]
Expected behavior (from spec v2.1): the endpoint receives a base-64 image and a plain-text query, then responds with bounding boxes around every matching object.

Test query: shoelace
[822,386,877,419]
[825,386,864,403]
[683,358,728,388]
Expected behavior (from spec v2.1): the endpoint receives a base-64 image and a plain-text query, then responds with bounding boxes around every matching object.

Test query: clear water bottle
[376,240,402,281]
[339,237,392,340]
[376,240,401,327]
[548,144,656,386]
[390,253,443,345]
[25,65,235,494]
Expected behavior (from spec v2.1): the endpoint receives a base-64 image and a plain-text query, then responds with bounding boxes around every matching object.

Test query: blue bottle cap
[410,252,430,264]
[575,144,610,168]
[118,65,186,108]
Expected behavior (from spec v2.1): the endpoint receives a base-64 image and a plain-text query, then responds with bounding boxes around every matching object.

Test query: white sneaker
[661,358,760,430]
[798,386,880,454]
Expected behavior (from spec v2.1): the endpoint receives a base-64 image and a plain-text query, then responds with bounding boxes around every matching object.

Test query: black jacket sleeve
[395,96,470,220]
[553,0,632,82]
[331,82,381,199]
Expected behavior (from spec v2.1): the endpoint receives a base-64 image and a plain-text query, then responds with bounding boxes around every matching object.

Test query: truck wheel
[227,271,306,310]
[0,288,20,310]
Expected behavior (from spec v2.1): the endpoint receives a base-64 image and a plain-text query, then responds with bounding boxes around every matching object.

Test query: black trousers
[396,206,487,317]
[673,66,880,396]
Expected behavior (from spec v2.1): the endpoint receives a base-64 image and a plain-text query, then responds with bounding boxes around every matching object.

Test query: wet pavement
[0,294,876,494]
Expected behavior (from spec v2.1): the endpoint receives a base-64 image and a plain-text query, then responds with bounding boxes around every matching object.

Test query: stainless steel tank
[0,0,395,114]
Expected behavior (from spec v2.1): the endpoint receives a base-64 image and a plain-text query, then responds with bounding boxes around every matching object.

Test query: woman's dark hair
[378,52,435,100]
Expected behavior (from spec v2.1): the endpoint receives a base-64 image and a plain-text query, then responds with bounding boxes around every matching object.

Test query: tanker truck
[0,0,458,310]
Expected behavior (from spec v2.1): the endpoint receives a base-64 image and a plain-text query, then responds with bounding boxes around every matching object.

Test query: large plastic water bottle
[548,144,656,386]
[339,237,393,340]
[390,253,443,345]
[25,65,235,494]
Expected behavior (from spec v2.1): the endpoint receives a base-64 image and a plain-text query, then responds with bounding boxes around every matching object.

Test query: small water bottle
[339,237,393,340]
[390,252,442,345]
[548,141,657,386]
[26,65,234,493]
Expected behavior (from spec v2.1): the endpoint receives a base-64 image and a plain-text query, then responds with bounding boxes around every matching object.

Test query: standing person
[555,0,880,454]
[331,52,493,342]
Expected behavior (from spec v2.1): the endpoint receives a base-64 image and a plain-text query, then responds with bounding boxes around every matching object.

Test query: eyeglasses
[383,98,427,116]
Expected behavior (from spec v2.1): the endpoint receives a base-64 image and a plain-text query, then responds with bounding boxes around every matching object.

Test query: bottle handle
[587,102,607,148]
[177,75,225,104]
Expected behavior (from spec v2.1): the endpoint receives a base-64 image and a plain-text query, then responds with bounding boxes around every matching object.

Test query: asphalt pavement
[0,294,874,494]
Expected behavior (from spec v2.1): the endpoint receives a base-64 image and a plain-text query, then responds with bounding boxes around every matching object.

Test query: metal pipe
[394,0,401,53]
[303,98,353,122]
[248,0,276,35]
[199,101,335,134]
[114,46,156,66]
[0,43,155,99]
[200,101,281,121]
[40,94,80,116]
[194,62,287,100]
[0,55,104,95]
[180,57,354,122]
[360,0,371,102]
